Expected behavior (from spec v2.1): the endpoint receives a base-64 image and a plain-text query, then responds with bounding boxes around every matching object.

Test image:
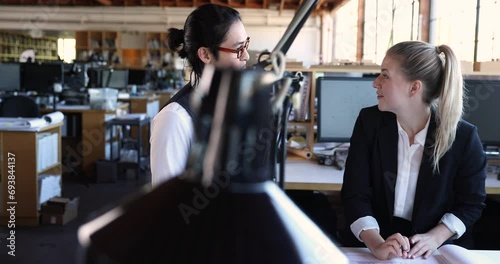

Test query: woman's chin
[377,104,386,112]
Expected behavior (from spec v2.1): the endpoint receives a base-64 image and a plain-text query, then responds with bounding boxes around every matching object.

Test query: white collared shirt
[393,117,429,220]
[150,102,194,186]
[351,115,466,241]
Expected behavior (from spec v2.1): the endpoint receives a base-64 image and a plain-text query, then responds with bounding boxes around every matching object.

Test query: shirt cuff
[350,216,380,242]
[440,213,466,239]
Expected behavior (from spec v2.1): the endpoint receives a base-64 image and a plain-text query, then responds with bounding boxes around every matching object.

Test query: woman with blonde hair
[341,41,487,260]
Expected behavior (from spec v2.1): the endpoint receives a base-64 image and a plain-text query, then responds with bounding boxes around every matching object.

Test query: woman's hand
[361,230,410,260]
[372,233,411,260]
[408,223,454,259]
[406,233,440,259]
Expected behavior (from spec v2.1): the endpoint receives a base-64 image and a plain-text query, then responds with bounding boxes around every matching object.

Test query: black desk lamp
[77,0,348,262]
[77,66,347,264]
[252,0,319,189]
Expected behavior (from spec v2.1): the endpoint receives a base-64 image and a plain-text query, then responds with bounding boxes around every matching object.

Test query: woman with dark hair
[341,41,487,260]
[150,4,250,186]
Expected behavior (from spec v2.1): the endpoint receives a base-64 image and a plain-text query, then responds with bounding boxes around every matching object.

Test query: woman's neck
[397,106,431,139]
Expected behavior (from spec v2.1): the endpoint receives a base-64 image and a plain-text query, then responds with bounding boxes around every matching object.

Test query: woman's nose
[372,75,380,89]
[240,49,249,62]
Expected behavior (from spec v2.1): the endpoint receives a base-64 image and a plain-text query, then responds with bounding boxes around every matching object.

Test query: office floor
[0,171,151,264]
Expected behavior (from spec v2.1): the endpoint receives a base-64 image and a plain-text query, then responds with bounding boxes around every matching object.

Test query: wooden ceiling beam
[419,0,430,42]
[0,0,353,12]
[95,0,112,5]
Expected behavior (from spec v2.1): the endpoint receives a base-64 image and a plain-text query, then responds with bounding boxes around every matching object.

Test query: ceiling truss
[0,0,348,13]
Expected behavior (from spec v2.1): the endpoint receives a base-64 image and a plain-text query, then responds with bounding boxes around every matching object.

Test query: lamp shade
[77,67,348,264]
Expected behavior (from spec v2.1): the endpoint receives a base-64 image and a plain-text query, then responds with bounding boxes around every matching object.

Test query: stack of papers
[37,174,62,210]
[0,117,47,128]
[0,111,65,130]
[116,113,147,120]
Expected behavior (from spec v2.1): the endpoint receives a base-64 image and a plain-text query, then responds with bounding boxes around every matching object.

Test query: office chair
[0,95,40,118]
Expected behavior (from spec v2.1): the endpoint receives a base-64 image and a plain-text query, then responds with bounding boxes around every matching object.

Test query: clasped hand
[372,232,440,260]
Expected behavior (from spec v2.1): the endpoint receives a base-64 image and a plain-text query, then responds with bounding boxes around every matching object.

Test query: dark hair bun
[167,28,187,58]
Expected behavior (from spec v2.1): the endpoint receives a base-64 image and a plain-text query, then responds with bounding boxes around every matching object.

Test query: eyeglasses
[218,37,250,59]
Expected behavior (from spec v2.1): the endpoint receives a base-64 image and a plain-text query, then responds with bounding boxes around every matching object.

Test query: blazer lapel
[412,111,438,221]
[377,113,399,217]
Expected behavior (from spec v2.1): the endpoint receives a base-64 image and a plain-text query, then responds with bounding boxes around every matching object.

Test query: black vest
[163,83,197,124]
[163,84,211,143]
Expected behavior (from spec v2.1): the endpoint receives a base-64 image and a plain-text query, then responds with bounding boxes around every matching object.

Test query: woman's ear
[410,80,422,97]
[198,47,212,64]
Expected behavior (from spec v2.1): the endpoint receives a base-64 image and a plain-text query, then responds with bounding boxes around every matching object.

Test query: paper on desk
[43,111,64,124]
[116,113,147,120]
[343,245,495,264]
[438,244,496,264]
[0,117,47,128]
[343,248,443,264]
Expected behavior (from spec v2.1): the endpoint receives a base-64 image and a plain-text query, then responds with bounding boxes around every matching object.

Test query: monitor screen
[463,78,500,147]
[317,76,378,142]
[128,69,149,85]
[21,63,64,94]
[0,63,21,92]
[102,69,128,89]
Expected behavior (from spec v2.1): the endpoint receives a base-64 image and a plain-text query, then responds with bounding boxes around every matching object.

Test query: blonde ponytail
[432,45,464,173]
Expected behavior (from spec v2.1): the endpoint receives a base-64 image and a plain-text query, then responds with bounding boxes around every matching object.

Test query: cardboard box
[41,197,79,225]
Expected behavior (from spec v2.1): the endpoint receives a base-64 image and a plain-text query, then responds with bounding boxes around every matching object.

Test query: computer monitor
[102,69,128,89]
[0,63,21,92]
[128,69,149,85]
[21,63,64,94]
[87,67,102,88]
[463,78,500,147]
[317,76,378,142]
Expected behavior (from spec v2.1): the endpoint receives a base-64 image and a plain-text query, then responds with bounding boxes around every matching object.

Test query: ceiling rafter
[95,0,112,5]
[0,0,348,12]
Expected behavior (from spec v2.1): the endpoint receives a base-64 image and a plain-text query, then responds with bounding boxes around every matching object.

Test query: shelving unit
[76,31,120,64]
[76,31,171,67]
[0,122,63,226]
[0,31,58,63]
[285,65,380,155]
[145,32,170,67]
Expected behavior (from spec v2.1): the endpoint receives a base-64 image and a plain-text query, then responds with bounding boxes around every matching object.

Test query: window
[57,38,76,63]
[332,0,499,64]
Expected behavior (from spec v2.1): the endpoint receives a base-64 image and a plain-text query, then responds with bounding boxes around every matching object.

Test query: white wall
[246,26,320,67]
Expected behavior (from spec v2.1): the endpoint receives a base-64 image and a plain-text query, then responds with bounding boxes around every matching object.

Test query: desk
[40,103,129,177]
[0,122,63,226]
[284,160,343,191]
[284,159,500,194]
[118,94,161,115]
[341,246,499,263]
[155,90,176,108]
[119,94,160,155]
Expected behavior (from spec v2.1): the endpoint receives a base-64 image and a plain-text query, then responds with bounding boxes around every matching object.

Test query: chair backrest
[0,95,40,118]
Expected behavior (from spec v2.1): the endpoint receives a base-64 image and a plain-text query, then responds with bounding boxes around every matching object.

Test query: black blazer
[341,106,487,240]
